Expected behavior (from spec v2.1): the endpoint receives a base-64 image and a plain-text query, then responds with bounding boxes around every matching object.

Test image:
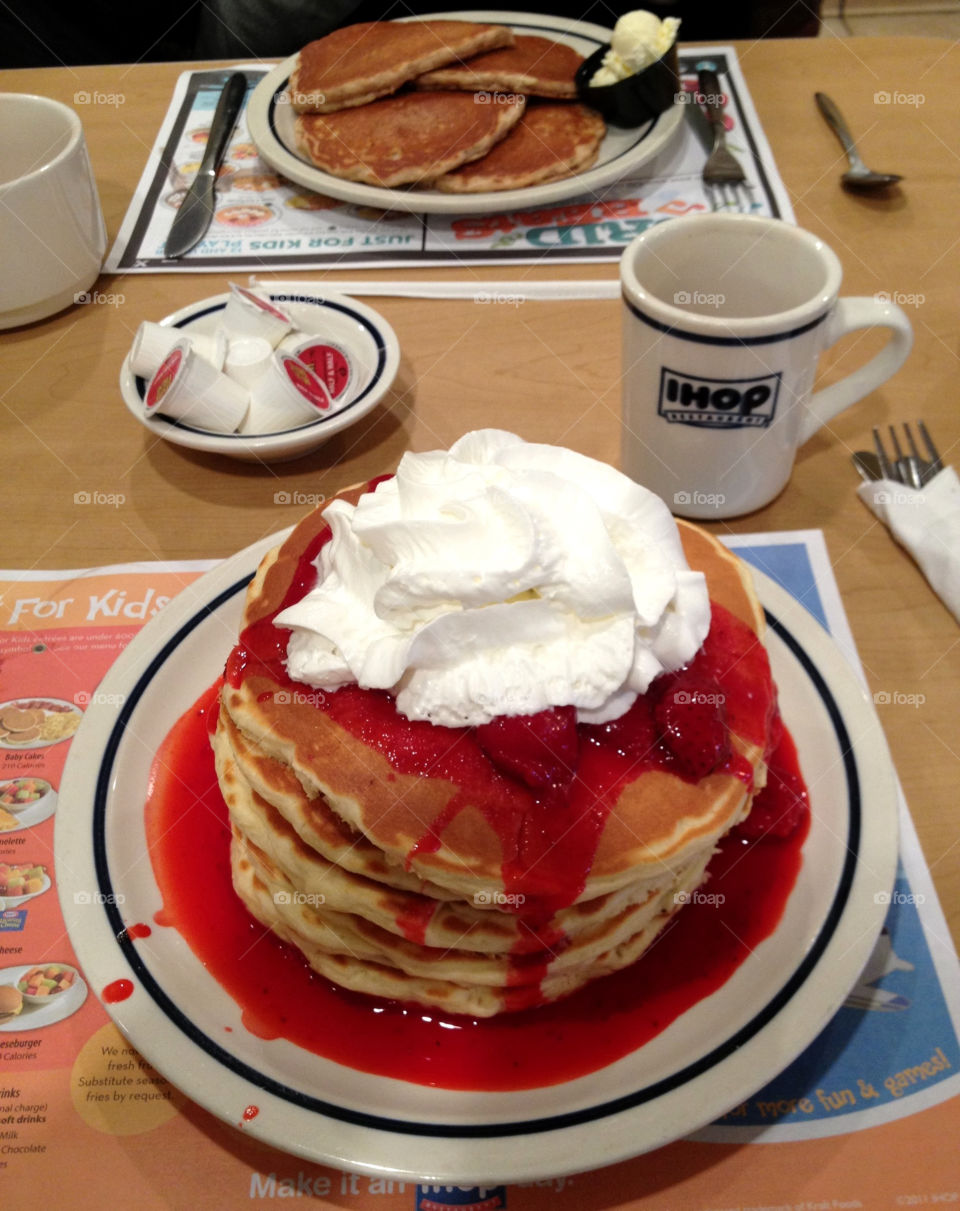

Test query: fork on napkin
[857,424,960,623]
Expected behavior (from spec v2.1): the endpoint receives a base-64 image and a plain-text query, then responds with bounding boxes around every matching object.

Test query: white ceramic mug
[620,214,913,519]
[0,94,107,329]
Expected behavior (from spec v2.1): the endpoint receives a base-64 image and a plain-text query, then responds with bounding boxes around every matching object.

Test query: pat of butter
[590,11,680,86]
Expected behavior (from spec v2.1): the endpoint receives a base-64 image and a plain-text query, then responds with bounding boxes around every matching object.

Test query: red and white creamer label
[233,284,291,323]
[280,354,332,411]
[145,346,184,411]
[291,340,353,400]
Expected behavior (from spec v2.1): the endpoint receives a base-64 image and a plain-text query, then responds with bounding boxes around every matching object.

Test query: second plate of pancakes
[54,527,898,1183]
[246,11,686,215]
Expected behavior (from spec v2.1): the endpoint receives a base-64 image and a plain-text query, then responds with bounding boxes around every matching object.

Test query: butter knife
[164,72,247,259]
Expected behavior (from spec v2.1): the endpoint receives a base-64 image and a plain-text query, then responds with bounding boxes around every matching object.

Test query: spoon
[815,92,903,191]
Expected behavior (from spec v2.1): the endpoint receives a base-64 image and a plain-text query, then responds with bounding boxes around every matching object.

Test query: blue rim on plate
[55,535,898,1182]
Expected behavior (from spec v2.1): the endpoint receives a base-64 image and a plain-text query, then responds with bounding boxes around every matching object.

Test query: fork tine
[872,426,894,480]
[888,425,905,461]
[904,422,921,461]
[902,422,928,487]
[917,420,943,474]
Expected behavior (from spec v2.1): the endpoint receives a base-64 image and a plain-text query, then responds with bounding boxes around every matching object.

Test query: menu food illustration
[1,537,959,1206]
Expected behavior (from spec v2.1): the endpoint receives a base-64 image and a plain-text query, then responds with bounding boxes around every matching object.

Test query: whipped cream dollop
[590,10,681,86]
[277,430,710,728]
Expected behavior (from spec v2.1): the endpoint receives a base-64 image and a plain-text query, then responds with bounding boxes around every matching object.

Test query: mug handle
[796,298,913,446]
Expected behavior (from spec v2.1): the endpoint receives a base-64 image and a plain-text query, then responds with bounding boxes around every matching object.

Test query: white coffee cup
[620,214,913,519]
[0,94,107,329]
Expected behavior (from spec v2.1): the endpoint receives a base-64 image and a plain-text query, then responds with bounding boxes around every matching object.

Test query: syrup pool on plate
[144,477,809,1089]
[143,684,808,1092]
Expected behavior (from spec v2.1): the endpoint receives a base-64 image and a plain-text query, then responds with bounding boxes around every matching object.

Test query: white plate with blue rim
[54,528,898,1184]
[119,287,400,462]
[245,11,686,216]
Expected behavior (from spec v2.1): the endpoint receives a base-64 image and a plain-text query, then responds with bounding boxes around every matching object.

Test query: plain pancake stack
[214,482,776,1017]
[290,19,607,191]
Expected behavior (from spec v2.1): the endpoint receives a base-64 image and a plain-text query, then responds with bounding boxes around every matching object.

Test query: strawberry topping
[653,673,732,780]
[735,719,808,839]
[476,706,579,791]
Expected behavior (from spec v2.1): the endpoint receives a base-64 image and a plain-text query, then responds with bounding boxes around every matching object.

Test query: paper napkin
[858,466,960,623]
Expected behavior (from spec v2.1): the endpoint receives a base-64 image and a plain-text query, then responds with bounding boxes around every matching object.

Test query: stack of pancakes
[289,20,606,191]
[214,483,773,1017]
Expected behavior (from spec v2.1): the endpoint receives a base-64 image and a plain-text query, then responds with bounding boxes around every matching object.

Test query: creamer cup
[278,334,355,403]
[222,283,293,346]
[131,321,227,378]
[145,341,249,433]
[224,336,274,388]
[241,351,334,434]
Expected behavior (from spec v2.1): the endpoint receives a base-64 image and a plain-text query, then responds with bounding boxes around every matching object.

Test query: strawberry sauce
[142,485,810,1090]
[144,684,807,1089]
[223,506,778,929]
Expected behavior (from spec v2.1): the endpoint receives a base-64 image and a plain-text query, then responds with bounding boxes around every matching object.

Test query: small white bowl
[0,871,52,909]
[17,961,81,1005]
[120,287,401,463]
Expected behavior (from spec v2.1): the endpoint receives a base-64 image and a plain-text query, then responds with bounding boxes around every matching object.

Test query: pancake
[215,710,693,956]
[1,707,43,733]
[231,828,713,1016]
[416,34,584,99]
[216,457,778,1015]
[233,825,697,987]
[430,102,606,193]
[294,91,525,188]
[290,20,514,114]
[221,478,767,902]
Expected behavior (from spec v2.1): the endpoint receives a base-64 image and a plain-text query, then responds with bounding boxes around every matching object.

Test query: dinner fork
[698,67,752,211]
[872,421,942,487]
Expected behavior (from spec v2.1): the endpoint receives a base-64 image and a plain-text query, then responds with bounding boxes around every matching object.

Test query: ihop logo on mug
[657,367,781,429]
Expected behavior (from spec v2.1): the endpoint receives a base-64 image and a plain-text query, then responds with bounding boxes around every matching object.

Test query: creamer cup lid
[222,283,294,347]
[145,342,189,413]
[282,336,354,402]
[228,282,292,324]
[277,352,333,412]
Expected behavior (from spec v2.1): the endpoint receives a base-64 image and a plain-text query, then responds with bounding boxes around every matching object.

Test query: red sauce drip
[124,923,152,940]
[242,1104,260,1122]
[392,896,438,946]
[144,683,808,1091]
[103,978,134,1003]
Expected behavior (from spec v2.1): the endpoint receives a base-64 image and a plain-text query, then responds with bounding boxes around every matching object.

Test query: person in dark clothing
[193,0,821,61]
[0,0,820,69]
[0,1,200,67]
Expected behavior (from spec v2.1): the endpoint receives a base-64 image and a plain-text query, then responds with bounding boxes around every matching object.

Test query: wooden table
[1,35,957,948]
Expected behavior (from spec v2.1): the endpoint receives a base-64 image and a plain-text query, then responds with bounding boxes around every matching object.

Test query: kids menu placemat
[1,531,957,1208]
[105,47,792,274]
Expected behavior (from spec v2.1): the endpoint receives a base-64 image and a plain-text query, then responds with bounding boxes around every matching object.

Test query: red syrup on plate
[103,978,134,1003]
[144,685,807,1090]
[143,484,810,1089]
